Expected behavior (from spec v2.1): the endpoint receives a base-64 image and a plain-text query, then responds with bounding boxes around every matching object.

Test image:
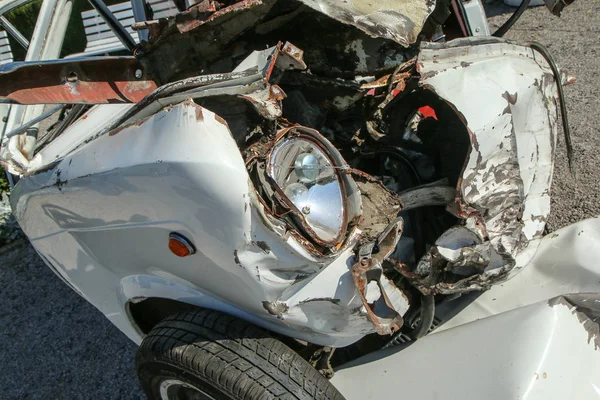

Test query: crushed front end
[2,0,568,353]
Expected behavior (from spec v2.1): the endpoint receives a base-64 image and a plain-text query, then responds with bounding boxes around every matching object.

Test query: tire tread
[136,309,344,400]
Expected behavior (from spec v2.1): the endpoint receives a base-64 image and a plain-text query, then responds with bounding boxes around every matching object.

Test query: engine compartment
[183,36,560,365]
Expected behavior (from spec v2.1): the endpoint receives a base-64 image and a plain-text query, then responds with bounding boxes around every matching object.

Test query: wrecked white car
[1,0,597,398]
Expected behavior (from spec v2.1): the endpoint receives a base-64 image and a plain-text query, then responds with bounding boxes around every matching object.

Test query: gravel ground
[0,2,598,399]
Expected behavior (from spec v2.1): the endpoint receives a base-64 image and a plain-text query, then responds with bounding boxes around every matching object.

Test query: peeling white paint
[415,38,559,293]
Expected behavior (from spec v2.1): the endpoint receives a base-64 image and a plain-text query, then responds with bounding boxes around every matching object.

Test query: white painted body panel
[332,218,600,398]
[333,295,600,399]
[1,0,594,397]
[414,38,560,293]
[11,100,371,347]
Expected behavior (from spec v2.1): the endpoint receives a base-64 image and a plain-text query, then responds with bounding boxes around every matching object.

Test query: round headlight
[268,136,346,244]
[294,153,320,183]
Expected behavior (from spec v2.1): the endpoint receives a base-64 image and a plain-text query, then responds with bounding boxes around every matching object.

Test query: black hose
[373,147,421,186]
[527,42,575,175]
[492,0,531,37]
[414,294,435,339]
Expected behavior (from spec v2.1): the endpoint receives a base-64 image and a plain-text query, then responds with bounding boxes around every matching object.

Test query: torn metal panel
[54,43,305,154]
[146,42,304,118]
[549,295,600,350]
[278,42,307,71]
[410,37,559,294]
[278,244,381,339]
[297,0,436,47]
[438,217,600,333]
[350,218,409,335]
[239,84,286,120]
[352,256,409,336]
[175,0,265,34]
[0,57,157,105]
[135,0,273,39]
[332,295,600,399]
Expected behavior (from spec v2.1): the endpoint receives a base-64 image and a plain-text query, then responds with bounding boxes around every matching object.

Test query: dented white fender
[11,100,373,347]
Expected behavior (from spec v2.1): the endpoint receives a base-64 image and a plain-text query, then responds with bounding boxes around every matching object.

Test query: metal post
[131,0,149,42]
[86,0,137,52]
[0,16,29,50]
[4,105,63,139]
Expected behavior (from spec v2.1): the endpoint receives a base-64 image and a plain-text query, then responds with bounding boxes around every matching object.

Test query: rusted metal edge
[0,57,157,105]
[351,257,404,335]
[176,0,264,34]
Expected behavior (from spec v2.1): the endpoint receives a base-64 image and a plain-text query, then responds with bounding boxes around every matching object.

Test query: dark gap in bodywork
[129,298,195,334]
[138,1,416,83]
[195,95,272,146]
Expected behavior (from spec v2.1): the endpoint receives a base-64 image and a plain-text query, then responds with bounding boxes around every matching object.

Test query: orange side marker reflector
[169,232,196,257]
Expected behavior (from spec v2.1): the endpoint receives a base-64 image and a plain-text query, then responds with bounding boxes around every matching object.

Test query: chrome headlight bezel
[266,127,359,247]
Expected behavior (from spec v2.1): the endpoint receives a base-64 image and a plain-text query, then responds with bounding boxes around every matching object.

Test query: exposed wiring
[492,0,531,37]
[385,58,415,98]
[527,41,576,175]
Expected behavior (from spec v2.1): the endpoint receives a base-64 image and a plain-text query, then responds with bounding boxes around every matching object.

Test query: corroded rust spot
[282,42,303,61]
[176,0,263,34]
[0,57,157,104]
[351,258,405,335]
[214,114,228,126]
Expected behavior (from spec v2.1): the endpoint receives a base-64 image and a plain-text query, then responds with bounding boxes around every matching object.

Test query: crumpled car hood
[297,0,436,47]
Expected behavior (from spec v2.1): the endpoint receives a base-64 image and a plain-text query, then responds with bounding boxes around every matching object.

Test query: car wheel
[136,308,345,400]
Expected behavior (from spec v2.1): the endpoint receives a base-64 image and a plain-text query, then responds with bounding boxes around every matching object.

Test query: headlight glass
[268,137,345,244]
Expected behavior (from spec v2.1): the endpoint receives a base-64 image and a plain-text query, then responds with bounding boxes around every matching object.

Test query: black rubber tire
[136,309,345,400]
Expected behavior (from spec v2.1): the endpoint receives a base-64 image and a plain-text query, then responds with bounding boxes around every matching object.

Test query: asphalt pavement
[0,1,598,398]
